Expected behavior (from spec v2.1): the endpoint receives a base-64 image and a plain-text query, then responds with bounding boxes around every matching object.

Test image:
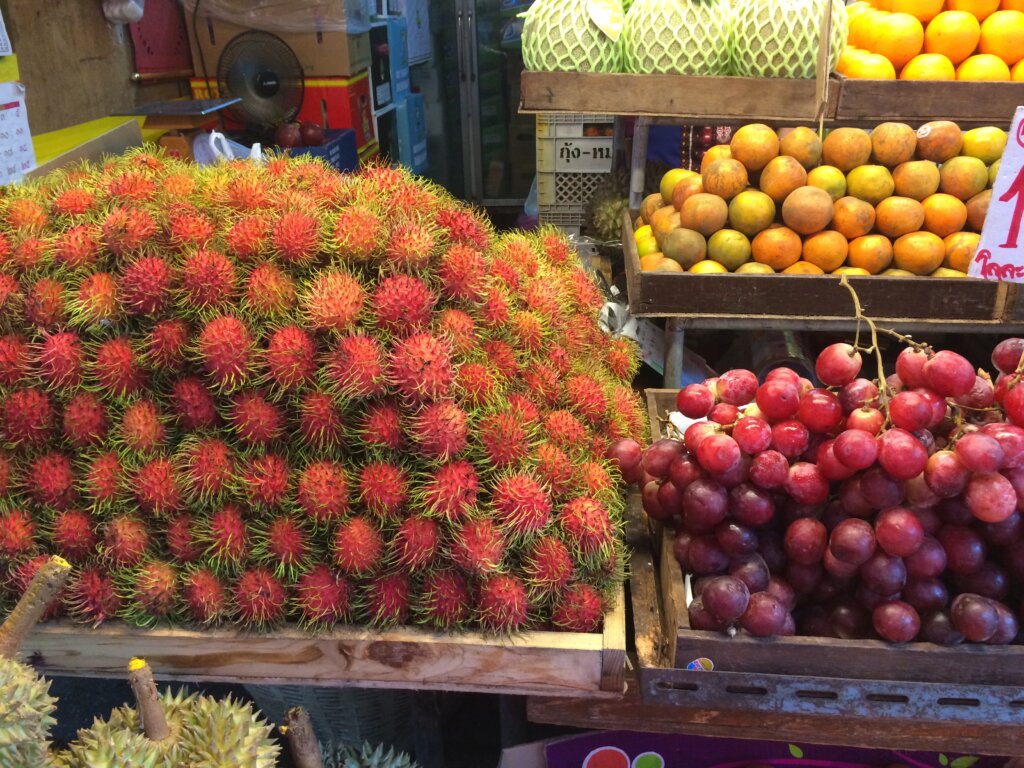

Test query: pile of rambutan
[0,150,646,634]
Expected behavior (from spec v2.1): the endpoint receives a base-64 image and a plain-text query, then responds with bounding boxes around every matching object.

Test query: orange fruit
[915,121,963,162]
[957,53,1013,79]
[654,259,686,273]
[641,193,666,224]
[1015,58,1024,77]
[640,252,666,271]
[823,128,874,173]
[847,165,896,205]
[661,169,697,205]
[873,13,926,69]
[893,231,946,273]
[671,175,705,210]
[833,266,874,276]
[802,230,850,272]
[892,160,941,199]
[736,262,776,274]
[680,193,729,237]
[1003,0,1024,9]
[893,0,944,21]
[944,231,980,271]
[783,262,826,275]
[848,234,895,274]
[701,144,733,176]
[703,158,749,201]
[834,196,877,238]
[730,124,780,174]
[871,122,918,167]
[875,0,895,11]
[752,226,803,270]
[967,188,992,230]
[979,10,1024,65]
[925,11,982,65]
[807,166,849,201]
[947,0,1000,20]
[779,127,824,170]
[901,53,957,78]
[939,155,989,200]
[689,260,729,274]
[650,206,682,246]
[760,156,810,204]
[875,196,927,237]
[781,186,836,235]
[661,228,707,269]
[849,9,885,47]
[847,51,899,78]
[708,229,753,271]
[837,46,862,75]
[922,193,969,236]
[728,190,777,238]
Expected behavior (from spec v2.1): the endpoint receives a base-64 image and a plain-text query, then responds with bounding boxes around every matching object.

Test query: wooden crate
[623,213,1020,332]
[22,587,626,698]
[834,77,1024,127]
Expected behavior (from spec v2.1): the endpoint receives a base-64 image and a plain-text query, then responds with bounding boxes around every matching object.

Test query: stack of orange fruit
[840,0,1024,80]
[635,120,1003,277]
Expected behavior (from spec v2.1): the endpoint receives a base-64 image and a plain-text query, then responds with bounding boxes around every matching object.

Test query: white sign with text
[971,106,1024,281]
[0,82,34,185]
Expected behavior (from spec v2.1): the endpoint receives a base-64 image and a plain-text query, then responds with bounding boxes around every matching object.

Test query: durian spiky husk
[323,741,419,768]
[55,718,161,768]
[174,694,279,768]
[0,656,58,768]
[586,169,630,242]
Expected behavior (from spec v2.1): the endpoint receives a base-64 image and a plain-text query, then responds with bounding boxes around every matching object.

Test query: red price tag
[972,106,1024,281]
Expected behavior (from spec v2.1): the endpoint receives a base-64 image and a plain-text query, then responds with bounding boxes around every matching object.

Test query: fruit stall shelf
[520,72,1024,126]
[21,588,626,698]
[622,213,1024,334]
[528,490,1024,755]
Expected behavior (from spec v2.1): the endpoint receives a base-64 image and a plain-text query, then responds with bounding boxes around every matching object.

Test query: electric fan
[216,30,304,131]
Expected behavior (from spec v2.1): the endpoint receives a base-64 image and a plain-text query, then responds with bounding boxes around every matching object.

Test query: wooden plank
[835,78,1024,126]
[600,585,627,693]
[627,492,667,670]
[22,608,624,698]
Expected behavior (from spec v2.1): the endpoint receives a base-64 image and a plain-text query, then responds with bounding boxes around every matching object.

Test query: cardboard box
[394,93,426,174]
[390,0,431,63]
[186,8,371,79]
[369,17,410,108]
[289,128,359,172]
[157,132,197,162]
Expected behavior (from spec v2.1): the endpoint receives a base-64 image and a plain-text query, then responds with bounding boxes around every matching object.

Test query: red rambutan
[0,272,18,319]
[168,209,215,247]
[105,170,156,202]
[272,210,320,264]
[488,258,521,291]
[161,172,197,199]
[385,222,435,269]
[372,274,436,335]
[10,236,48,274]
[333,204,383,260]
[552,583,604,632]
[28,452,75,510]
[204,503,249,570]
[419,460,478,522]
[170,377,219,431]
[522,364,562,407]
[534,442,575,498]
[125,560,178,626]
[523,535,574,595]
[484,339,519,380]
[416,569,471,628]
[506,393,541,427]
[356,399,406,452]
[491,473,552,537]
[523,280,562,320]
[410,401,469,460]
[540,231,571,266]
[50,509,96,561]
[322,334,386,399]
[2,387,53,446]
[120,255,175,316]
[52,187,96,217]
[54,224,99,269]
[264,324,316,392]
[180,437,234,501]
[438,244,486,303]
[450,518,505,576]
[102,206,157,256]
[66,567,121,626]
[5,197,47,231]
[477,285,511,329]
[255,515,310,577]
[244,261,297,316]
[0,334,30,385]
[565,374,609,425]
[72,272,119,326]
[0,508,35,558]
[133,456,182,516]
[576,461,613,498]
[102,515,149,567]
[228,390,285,446]
[35,331,82,389]
[180,248,237,310]
[498,235,539,276]
[294,564,350,628]
[358,461,409,519]
[560,497,614,561]
[225,174,271,211]
[302,270,365,333]
[456,362,501,407]
[476,574,529,631]
[297,460,350,524]
[435,207,491,250]
[197,314,254,391]
[296,390,345,451]
[83,452,122,506]
[118,399,165,454]
[333,515,382,576]
[393,515,440,571]
[240,453,291,508]
[91,337,145,397]
[510,311,546,353]
[24,277,66,329]
[544,410,588,449]
[436,308,477,356]
[145,319,189,370]
[365,571,410,626]
[605,338,638,380]
[183,568,228,625]
[564,269,604,312]
[478,410,531,468]
[0,452,11,496]
[388,333,454,403]
[226,214,272,259]
[166,513,201,563]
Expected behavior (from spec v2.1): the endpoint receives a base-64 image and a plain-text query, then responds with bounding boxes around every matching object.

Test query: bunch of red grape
[608,337,1024,645]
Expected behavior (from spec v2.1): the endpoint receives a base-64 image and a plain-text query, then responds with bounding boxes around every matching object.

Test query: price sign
[971,106,1024,281]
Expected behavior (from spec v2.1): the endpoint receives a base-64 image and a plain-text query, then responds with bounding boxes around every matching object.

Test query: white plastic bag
[191,131,263,166]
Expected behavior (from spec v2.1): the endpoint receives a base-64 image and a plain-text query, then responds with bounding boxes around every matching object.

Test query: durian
[587,169,630,242]
[323,742,420,768]
[0,657,58,768]
[56,718,162,768]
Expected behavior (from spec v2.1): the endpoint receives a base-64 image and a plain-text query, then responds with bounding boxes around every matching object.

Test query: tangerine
[703,158,749,201]
[680,193,729,237]
[875,196,927,237]
[728,190,777,237]
[760,155,810,204]
[661,168,696,205]
[944,231,980,271]
[871,122,919,166]
[873,13,926,69]
[1014,58,1024,78]
[708,229,753,270]
[957,53,1013,79]
[1002,0,1024,9]
[735,262,775,274]
[781,186,835,235]
[689,260,729,274]
[947,0,1000,20]
[962,126,1007,164]
[892,160,941,199]
[654,259,686,273]
[651,206,683,246]
[640,252,666,271]
[893,231,945,274]
[802,230,850,272]
[893,0,944,21]
[752,226,803,270]
[730,124,780,174]
[922,192,969,236]
[701,145,733,176]
[930,266,969,277]
[833,266,874,276]
[847,165,896,205]
[924,11,982,64]
[783,262,826,275]
[780,127,824,169]
[939,155,989,200]
[671,175,705,210]
[966,188,991,230]
[807,165,849,201]
[848,234,895,273]
[848,51,899,78]
[661,228,707,269]
[979,9,1024,63]
[833,196,877,238]
[823,128,874,172]
[901,53,957,79]
[915,121,963,162]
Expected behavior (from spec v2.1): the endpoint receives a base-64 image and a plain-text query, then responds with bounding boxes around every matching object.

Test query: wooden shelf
[22,588,626,698]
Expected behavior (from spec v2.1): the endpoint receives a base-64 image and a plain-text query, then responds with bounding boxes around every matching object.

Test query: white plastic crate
[536,113,615,174]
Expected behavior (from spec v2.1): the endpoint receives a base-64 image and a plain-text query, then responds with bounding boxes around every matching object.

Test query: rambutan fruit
[410,401,469,460]
[388,179,442,213]
[50,509,96,561]
[506,393,541,428]
[203,503,249,571]
[0,271,18,317]
[170,377,219,431]
[296,390,345,451]
[533,442,575,498]
[2,387,53,446]
[272,210,320,264]
[0,334,30,385]
[228,390,284,446]
[544,410,588,450]
[263,324,316,392]
[372,274,436,336]
[355,399,406,452]
[565,374,609,426]
[510,311,546,353]
[523,535,574,595]
[225,174,271,211]
[539,230,571,266]
[0,507,35,558]
[418,460,478,522]
[393,515,440,571]
[4,197,47,231]
[102,205,157,256]
[605,337,639,381]
[333,204,383,260]
[27,452,75,510]
[10,236,48,274]
[52,187,96,217]
[302,270,365,333]
[239,453,291,509]
[35,331,83,389]
[576,461,613,499]
[161,171,197,200]
[435,207,491,250]
[105,170,156,202]
[322,334,386,399]
[560,497,614,561]
[523,280,562,321]
[450,518,505,576]
[564,269,604,312]
[488,258,521,291]
[294,565,350,628]
[179,437,234,501]
[476,574,529,632]
[182,568,229,625]
[491,473,552,538]
[71,272,119,326]
[226,214,271,260]
[82,452,123,506]
[11,555,64,618]
[120,255,175,316]
[551,583,604,632]
[180,248,237,311]
[438,244,486,303]
[54,224,99,269]
[65,566,121,626]
[244,261,296,317]
[522,363,561,407]
[24,277,66,329]
[297,460,350,525]
[477,285,511,329]
[364,571,410,627]
[165,513,201,563]
[385,221,435,269]
[102,514,149,567]
[0,452,12,496]
[254,515,310,579]
[436,308,477,357]
[333,515,382,576]
[133,456,182,516]
[91,337,145,398]
[145,319,189,370]
[168,208,215,247]
[358,461,409,520]
[484,339,519,380]
[196,314,254,391]
[117,398,165,454]
[456,362,501,407]
[388,333,454,403]
[498,234,540,275]
[477,410,531,469]
[416,569,471,629]
[123,560,179,627]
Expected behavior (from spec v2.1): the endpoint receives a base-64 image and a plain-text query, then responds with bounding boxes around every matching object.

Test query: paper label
[970,106,1024,281]
[0,10,11,57]
[586,0,623,42]
[0,83,35,184]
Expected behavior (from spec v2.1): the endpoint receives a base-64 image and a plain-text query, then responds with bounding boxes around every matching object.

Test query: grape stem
[839,275,891,408]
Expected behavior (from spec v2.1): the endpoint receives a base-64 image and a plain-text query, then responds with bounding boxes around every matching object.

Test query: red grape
[877,428,928,480]
[829,517,876,565]
[905,535,947,578]
[656,480,684,518]
[749,450,789,490]
[684,421,719,454]
[979,510,1022,546]
[950,593,999,642]
[816,343,862,387]
[709,402,740,425]
[733,416,772,454]
[937,525,986,574]
[914,388,948,428]
[913,429,937,456]
[766,577,797,611]
[688,535,730,575]
[642,439,685,478]
[1004,540,1024,582]
[889,391,932,432]
[834,428,879,469]
[920,611,964,645]
[800,606,837,638]
[702,575,751,621]
[784,517,827,565]
[989,602,1019,644]
[798,388,844,433]
[856,585,897,610]
[860,551,907,594]
[755,379,800,421]
[980,423,1024,469]
[676,384,715,418]
[839,477,875,517]
[896,347,929,389]
[708,454,751,489]
[817,440,857,481]
[608,438,643,476]
[766,367,800,386]
[771,420,810,459]
[956,374,995,410]
[668,454,702,490]
[716,521,759,556]
[682,478,729,532]
[696,433,741,474]
[887,373,905,394]
[642,480,669,521]
[965,472,1017,523]
[672,531,693,569]
[1006,466,1024,509]
[875,506,925,557]
[801,432,828,463]
[861,467,906,508]
[992,337,1024,374]
[780,612,797,636]
[785,462,829,505]
[924,450,969,498]
[716,369,758,406]
[902,577,948,612]
[956,561,1010,601]
[923,350,975,398]
[729,553,770,592]
[758,531,788,573]
[846,407,885,435]
[937,496,973,525]
[832,601,871,639]
[915,506,942,535]
[688,596,728,631]
[729,483,775,527]
[740,591,789,637]
[904,473,940,510]
[873,600,920,642]
[839,378,880,412]
[995,374,1011,405]
[786,561,824,594]
[955,432,1005,473]
[823,548,860,578]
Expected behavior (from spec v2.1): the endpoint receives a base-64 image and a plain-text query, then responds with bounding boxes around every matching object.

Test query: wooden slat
[600,585,628,693]
[835,78,1024,126]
